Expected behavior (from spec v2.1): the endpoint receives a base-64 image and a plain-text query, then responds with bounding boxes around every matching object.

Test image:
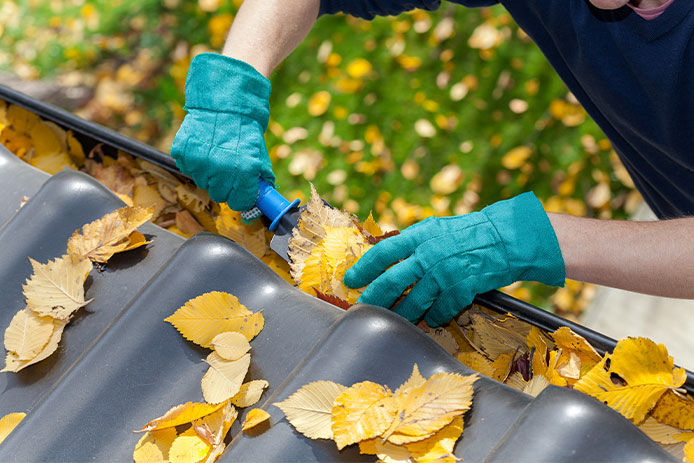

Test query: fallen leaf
[138,402,227,433]
[210,331,251,361]
[66,206,153,263]
[385,373,477,445]
[651,390,694,430]
[231,380,269,408]
[4,308,54,360]
[242,408,270,431]
[638,417,684,445]
[0,412,25,445]
[168,434,211,463]
[2,318,67,372]
[23,255,93,320]
[133,428,177,463]
[395,364,426,396]
[274,380,347,440]
[574,337,686,424]
[405,415,463,463]
[165,291,264,347]
[201,352,251,404]
[331,381,397,449]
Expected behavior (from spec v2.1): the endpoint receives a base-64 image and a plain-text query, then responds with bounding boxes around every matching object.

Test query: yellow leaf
[169,435,211,463]
[274,380,347,440]
[385,373,477,445]
[308,91,331,117]
[523,375,550,397]
[242,408,270,431]
[139,402,227,433]
[361,212,383,237]
[133,428,177,463]
[2,318,67,372]
[638,417,684,445]
[23,255,93,320]
[0,412,25,445]
[406,415,463,463]
[346,58,372,79]
[4,308,54,360]
[527,326,548,378]
[133,184,168,221]
[651,390,694,430]
[191,402,236,447]
[67,206,153,263]
[198,403,237,463]
[374,440,413,463]
[28,151,76,175]
[574,337,686,424]
[297,226,370,304]
[215,204,268,258]
[164,291,264,347]
[683,433,694,463]
[122,230,151,253]
[210,331,251,361]
[551,327,601,370]
[331,381,397,450]
[201,352,251,404]
[395,364,426,396]
[66,130,85,167]
[461,310,528,360]
[231,380,269,408]
[429,164,463,195]
[501,146,532,170]
[7,105,39,133]
[490,352,514,382]
[456,351,495,379]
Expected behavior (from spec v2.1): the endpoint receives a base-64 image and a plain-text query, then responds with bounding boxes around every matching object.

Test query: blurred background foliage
[0,0,643,316]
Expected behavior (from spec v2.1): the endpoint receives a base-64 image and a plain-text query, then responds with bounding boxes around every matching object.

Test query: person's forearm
[547,213,694,298]
[222,0,320,78]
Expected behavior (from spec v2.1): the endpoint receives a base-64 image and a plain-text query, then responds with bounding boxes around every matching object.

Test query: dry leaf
[242,408,270,431]
[552,326,601,371]
[651,390,694,430]
[2,318,67,372]
[215,204,268,259]
[0,412,25,445]
[274,380,347,440]
[201,352,251,404]
[133,184,168,221]
[200,403,237,463]
[638,417,683,445]
[67,206,153,262]
[175,210,204,238]
[574,337,686,424]
[168,434,211,463]
[138,402,227,433]
[331,381,397,449]
[426,327,458,355]
[210,332,251,361]
[522,375,550,397]
[23,255,92,320]
[164,291,264,348]
[385,373,477,445]
[4,308,54,360]
[231,380,269,408]
[133,428,177,463]
[395,364,427,396]
[405,415,463,463]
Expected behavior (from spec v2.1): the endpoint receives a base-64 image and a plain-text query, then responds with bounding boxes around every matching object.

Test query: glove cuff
[184,53,271,130]
[482,192,565,287]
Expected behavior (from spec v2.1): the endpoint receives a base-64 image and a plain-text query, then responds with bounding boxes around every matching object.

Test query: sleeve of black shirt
[319,0,500,19]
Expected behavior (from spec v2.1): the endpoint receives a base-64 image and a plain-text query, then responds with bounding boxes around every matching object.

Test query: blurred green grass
[0,0,641,312]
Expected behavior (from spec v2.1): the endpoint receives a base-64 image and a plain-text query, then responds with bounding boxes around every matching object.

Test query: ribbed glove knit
[170,53,275,212]
[344,192,565,326]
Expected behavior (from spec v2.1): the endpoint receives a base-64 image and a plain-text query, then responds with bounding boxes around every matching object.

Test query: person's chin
[589,0,629,9]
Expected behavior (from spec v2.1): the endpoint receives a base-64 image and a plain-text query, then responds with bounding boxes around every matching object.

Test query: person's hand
[344,192,565,326]
[170,53,275,212]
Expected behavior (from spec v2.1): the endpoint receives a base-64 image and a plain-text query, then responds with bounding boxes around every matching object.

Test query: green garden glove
[344,192,565,327]
[170,53,275,212]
